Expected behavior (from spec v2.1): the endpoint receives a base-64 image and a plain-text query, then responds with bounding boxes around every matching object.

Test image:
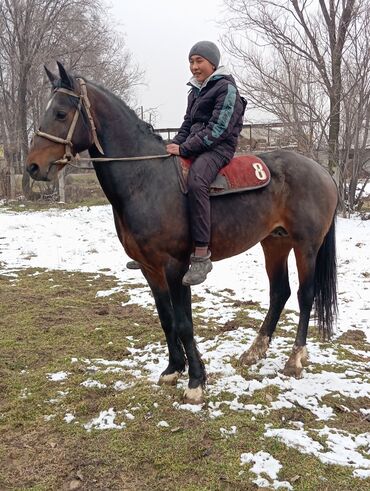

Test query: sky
[0,204,369,482]
[107,0,230,127]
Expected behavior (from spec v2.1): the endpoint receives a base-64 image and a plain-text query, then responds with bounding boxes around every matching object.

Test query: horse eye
[56,110,67,120]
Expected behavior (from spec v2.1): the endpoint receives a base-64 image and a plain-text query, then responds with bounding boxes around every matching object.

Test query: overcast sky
[108,0,229,127]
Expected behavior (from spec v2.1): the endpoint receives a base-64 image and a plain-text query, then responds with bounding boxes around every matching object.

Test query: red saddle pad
[179,154,270,195]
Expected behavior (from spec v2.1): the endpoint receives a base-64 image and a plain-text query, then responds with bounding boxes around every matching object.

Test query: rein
[35,78,171,168]
[58,153,172,169]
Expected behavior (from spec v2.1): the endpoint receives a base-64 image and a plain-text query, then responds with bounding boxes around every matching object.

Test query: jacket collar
[187,66,231,91]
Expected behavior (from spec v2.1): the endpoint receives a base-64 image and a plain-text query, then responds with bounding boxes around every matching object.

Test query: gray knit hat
[188,41,220,68]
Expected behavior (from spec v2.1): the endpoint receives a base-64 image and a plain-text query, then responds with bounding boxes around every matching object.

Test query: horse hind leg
[283,245,316,378]
[239,237,292,367]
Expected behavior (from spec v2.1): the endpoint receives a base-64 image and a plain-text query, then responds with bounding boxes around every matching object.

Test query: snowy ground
[0,204,369,487]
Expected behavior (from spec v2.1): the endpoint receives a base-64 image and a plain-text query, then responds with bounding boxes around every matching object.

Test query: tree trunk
[58,167,66,203]
[19,70,36,200]
[327,54,342,175]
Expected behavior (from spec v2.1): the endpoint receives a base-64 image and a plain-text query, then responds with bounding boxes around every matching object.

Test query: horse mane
[51,74,163,144]
[75,76,163,144]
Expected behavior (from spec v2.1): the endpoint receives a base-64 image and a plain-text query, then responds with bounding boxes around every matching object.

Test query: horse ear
[44,65,57,84]
[56,61,74,90]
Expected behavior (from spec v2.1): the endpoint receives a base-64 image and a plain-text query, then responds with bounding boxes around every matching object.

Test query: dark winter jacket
[173,67,246,160]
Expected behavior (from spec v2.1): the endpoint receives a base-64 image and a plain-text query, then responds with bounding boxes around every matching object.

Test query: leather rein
[35,78,171,168]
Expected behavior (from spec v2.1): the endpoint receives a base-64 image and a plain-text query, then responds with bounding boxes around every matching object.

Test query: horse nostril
[28,163,39,176]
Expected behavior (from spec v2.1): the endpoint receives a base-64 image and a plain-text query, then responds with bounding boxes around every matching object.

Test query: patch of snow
[220,425,237,437]
[157,420,170,427]
[47,371,70,382]
[173,402,203,413]
[84,408,126,431]
[64,413,75,423]
[240,450,292,489]
[265,425,370,472]
[80,379,107,389]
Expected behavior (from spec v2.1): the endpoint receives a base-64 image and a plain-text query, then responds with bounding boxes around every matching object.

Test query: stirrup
[126,260,141,270]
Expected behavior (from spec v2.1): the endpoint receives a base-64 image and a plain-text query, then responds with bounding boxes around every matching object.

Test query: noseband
[35,78,104,163]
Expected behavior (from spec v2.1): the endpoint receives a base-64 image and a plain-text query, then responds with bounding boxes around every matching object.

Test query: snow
[265,426,370,473]
[1,203,369,487]
[80,379,107,389]
[83,407,126,431]
[157,420,170,428]
[240,451,292,489]
[0,205,368,337]
[47,371,70,382]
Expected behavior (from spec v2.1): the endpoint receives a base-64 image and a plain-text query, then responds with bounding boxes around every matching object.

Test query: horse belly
[209,190,280,260]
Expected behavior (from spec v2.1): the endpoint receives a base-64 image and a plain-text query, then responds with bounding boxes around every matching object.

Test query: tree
[0,0,143,200]
[222,0,358,174]
[339,6,370,211]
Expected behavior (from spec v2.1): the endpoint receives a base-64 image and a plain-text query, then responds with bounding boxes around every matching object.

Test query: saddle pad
[178,154,271,196]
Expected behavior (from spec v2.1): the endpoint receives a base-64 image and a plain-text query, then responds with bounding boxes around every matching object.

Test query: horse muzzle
[26,162,53,181]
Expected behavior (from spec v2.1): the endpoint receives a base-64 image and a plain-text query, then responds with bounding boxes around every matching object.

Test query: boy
[166,40,246,285]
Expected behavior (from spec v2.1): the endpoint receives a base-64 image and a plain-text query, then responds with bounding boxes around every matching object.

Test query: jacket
[172,67,246,160]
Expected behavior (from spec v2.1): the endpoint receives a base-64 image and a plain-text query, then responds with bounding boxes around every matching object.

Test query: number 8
[252,162,267,180]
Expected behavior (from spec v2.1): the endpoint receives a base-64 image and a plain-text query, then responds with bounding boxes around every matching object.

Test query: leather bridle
[34,77,170,168]
[35,77,104,164]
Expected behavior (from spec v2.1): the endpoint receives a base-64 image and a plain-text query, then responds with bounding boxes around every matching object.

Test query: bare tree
[340,6,370,211]
[0,0,143,200]
[222,0,358,174]
[223,40,329,158]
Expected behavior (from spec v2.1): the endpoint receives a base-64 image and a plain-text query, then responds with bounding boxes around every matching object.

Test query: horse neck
[89,84,165,158]
[86,84,176,211]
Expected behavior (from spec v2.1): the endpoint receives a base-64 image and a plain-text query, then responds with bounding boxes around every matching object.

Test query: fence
[0,121,316,201]
[154,121,310,151]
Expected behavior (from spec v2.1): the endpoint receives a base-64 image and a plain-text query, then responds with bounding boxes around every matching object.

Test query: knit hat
[188,41,221,68]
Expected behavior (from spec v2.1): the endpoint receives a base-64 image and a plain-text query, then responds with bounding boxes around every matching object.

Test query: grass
[0,268,368,490]
[1,196,108,213]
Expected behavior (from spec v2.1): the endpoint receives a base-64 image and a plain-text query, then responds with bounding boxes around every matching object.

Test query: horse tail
[314,213,338,340]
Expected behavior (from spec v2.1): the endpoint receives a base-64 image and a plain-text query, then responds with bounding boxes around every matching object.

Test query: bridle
[35,78,104,165]
[34,77,170,168]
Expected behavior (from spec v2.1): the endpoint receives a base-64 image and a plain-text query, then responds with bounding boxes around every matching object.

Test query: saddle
[176,154,271,196]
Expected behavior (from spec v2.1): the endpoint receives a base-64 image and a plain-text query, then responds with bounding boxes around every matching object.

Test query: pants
[187,150,229,247]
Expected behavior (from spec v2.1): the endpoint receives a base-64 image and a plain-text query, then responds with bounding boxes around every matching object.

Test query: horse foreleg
[283,247,315,378]
[166,263,206,405]
[141,268,186,385]
[239,237,292,367]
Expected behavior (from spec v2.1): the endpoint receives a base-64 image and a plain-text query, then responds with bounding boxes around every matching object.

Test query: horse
[26,62,338,404]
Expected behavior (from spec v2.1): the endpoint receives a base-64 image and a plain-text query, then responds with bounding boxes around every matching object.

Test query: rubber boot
[126,260,141,270]
[182,252,212,286]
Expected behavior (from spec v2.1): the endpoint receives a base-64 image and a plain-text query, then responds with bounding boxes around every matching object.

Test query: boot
[126,260,141,270]
[182,252,212,286]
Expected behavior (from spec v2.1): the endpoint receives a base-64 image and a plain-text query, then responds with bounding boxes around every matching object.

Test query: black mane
[76,76,163,143]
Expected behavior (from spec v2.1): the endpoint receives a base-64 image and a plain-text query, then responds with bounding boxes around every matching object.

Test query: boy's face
[189,55,215,83]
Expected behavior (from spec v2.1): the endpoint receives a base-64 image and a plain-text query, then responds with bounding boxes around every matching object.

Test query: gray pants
[187,150,229,246]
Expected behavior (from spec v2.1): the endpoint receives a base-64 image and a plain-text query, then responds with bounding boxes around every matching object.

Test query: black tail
[314,214,338,339]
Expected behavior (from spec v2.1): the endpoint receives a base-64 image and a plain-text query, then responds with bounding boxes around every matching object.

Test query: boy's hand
[166,144,180,155]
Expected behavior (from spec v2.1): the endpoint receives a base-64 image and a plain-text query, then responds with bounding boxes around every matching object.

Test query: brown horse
[26,63,338,404]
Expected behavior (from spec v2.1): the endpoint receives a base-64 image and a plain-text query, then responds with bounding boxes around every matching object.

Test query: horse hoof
[282,365,304,378]
[239,351,259,367]
[239,335,270,366]
[183,386,204,405]
[282,345,308,378]
[158,371,180,386]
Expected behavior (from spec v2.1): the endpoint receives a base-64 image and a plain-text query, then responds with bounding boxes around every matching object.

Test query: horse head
[26,62,96,181]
